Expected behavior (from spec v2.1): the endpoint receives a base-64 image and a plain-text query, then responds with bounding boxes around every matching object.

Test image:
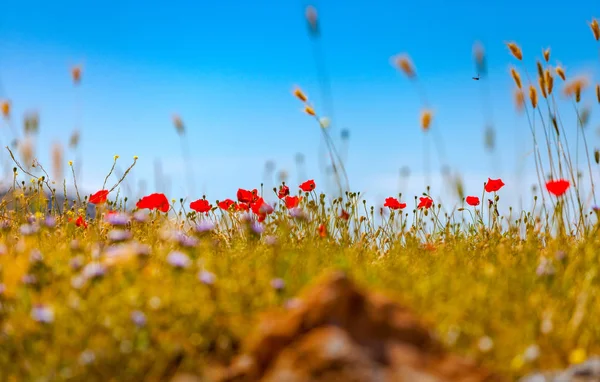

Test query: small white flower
[149,296,161,310]
[319,117,330,129]
[478,336,494,353]
[79,349,95,365]
[524,344,540,362]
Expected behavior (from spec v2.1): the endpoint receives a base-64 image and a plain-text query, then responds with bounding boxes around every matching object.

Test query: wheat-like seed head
[306,6,318,30]
[510,67,522,89]
[536,61,544,80]
[172,114,185,135]
[543,48,551,62]
[0,100,9,118]
[529,85,538,109]
[596,84,600,104]
[71,65,82,84]
[392,54,416,79]
[538,77,547,99]
[514,89,525,113]
[563,77,588,103]
[545,69,554,95]
[293,88,308,102]
[52,142,64,182]
[506,42,523,60]
[20,137,34,168]
[590,19,600,41]
[555,66,566,81]
[304,106,316,116]
[420,109,433,131]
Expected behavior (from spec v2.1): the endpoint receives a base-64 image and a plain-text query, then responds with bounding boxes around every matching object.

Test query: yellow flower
[114,155,119,161]
[133,155,139,160]
[569,348,587,365]
[68,160,73,166]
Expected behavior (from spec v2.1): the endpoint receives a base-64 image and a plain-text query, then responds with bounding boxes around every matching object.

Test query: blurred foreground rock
[216,271,504,382]
[520,357,600,382]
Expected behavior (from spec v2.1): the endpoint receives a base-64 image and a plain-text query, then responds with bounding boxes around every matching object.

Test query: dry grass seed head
[392,54,416,79]
[538,77,547,99]
[545,70,554,95]
[1,100,9,118]
[304,106,316,116]
[596,84,600,103]
[52,142,64,182]
[506,42,523,61]
[510,67,522,89]
[590,19,600,41]
[293,88,308,102]
[556,66,566,81]
[543,48,551,62]
[514,89,525,113]
[71,65,82,84]
[563,77,588,103]
[420,109,433,131]
[529,85,538,109]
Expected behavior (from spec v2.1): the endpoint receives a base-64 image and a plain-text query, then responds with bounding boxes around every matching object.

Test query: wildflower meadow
[1,7,600,382]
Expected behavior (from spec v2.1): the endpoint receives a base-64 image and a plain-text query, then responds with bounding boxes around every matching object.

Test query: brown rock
[219,271,505,382]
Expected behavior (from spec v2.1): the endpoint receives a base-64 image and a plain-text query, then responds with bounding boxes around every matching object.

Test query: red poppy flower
[340,209,350,220]
[546,179,570,196]
[136,193,170,213]
[237,188,259,203]
[299,179,316,192]
[466,196,480,206]
[383,197,406,210]
[278,185,290,199]
[89,189,109,205]
[218,199,235,210]
[251,197,273,215]
[484,178,505,193]
[250,197,273,222]
[418,196,433,209]
[317,223,327,237]
[70,215,87,228]
[285,195,302,209]
[190,199,212,213]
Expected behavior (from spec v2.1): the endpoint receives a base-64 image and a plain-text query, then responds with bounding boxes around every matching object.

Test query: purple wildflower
[251,222,264,235]
[108,229,132,243]
[270,278,285,291]
[105,212,130,226]
[130,310,147,328]
[289,207,307,220]
[195,221,215,233]
[82,262,106,280]
[198,270,216,285]
[132,210,149,223]
[167,251,190,269]
[31,304,54,323]
[20,224,39,236]
[29,249,43,263]
[44,216,57,228]
[174,231,198,248]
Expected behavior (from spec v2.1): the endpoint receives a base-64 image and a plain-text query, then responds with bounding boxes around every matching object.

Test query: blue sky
[0,0,599,211]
